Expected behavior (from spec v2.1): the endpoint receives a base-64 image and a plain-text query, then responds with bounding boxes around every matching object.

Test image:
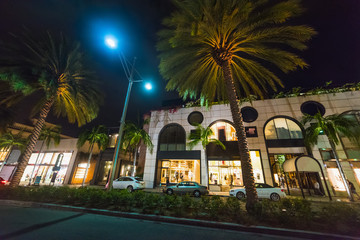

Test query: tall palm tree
[302,112,360,201]
[77,125,109,187]
[0,30,102,186]
[188,124,225,185]
[28,126,61,185]
[0,131,28,173]
[122,122,153,177]
[158,0,316,210]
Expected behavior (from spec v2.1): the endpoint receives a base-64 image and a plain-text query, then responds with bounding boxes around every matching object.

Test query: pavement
[0,199,358,240]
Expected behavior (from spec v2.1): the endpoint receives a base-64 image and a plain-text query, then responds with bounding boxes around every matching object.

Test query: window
[301,101,326,116]
[159,124,186,151]
[340,111,360,160]
[209,121,237,141]
[241,107,258,123]
[208,150,264,185]
[264,118,303,140]
[188,111,204,126]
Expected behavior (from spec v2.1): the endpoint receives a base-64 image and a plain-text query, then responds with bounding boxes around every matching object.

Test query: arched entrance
[283,155,332,200]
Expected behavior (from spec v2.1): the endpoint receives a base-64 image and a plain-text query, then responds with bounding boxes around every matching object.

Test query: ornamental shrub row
[0,186,359,236]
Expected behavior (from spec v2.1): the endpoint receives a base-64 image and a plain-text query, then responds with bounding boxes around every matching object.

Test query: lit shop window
[264,118,303,140]
[209,122,237,141]
[160,160,200,184]
[208,151,264,185]
[327,168,346,191]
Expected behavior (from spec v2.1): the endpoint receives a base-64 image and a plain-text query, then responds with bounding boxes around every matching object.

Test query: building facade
[143,91,360,196]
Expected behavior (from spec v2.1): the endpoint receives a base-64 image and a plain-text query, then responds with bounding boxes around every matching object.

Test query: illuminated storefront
[208,151,264,186]
[21,152,72,185]
[160,160,200,184]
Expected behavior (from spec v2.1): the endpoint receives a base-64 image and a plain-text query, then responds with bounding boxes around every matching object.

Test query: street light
[105,35,152,190]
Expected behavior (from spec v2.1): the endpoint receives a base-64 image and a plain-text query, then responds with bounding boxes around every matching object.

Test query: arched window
[158,124,186,151]
[209,121,237,141]
[340,111,360,159]
[264,118,303,140]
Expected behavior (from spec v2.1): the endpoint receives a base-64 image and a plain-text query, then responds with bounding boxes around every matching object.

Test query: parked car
[229,183,286,201]
[113,176,145,192]
[0,177,8,185]
[163,181,208,197]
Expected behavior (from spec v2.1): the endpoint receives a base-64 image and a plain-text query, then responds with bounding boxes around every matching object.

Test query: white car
[229,183,286,201]
[113,177,145,192]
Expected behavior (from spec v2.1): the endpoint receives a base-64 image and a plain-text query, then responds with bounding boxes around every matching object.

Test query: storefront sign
[245,127,258,137]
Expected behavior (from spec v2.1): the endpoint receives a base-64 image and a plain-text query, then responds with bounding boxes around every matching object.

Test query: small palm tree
[158,0,316,210]
[28,126,61,185]
[302,112,360,201]
[77,125,109,187]
[122,122,153,177]
[188,124,225,185]
[0,131,28,173]
[0,30,102,186]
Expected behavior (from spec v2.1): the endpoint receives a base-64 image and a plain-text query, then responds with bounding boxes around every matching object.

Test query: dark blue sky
[0,0,359,137]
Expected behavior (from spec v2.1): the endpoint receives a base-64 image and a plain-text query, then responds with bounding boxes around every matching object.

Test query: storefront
[21,151,72,185]
[160,159,200,184]
[208,150,264,187]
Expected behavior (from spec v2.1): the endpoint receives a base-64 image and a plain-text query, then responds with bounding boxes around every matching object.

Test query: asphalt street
[0,205,302,240]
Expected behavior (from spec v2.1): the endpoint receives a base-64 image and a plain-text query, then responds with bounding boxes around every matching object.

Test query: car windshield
[135,177,143,181]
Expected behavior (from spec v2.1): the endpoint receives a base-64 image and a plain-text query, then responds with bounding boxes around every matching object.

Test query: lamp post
[105,36,151,190]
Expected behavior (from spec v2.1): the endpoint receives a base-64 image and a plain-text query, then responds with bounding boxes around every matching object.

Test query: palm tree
[28,126,61,185]
[77,125,109,187]
[302,112,360,201]
[0,131,27,173]
[0,30,102,186]
[157,0,316,210]
[122,122,154,177]
[188,124,225,185]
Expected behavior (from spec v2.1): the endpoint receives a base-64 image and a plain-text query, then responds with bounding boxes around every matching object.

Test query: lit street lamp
[105,35,152,190]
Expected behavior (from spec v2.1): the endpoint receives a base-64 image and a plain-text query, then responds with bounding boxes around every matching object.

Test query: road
[0,204,301,240]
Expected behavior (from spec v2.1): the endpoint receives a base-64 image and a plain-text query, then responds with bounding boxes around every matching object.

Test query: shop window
[159,124,186,151]
[320,149,335,160]
[160,160,200,184]
[209,121,237,141]
[264,118,303,140]
[208,150,264,186]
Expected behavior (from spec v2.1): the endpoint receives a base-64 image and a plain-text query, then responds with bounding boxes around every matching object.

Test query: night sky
[0,0,359,137]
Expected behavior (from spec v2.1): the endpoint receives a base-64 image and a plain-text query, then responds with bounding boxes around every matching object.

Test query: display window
[208,150,264,186]
[0,148,9,162]
[20,151,71,185]
[351,162,360,185]
[327,168,346,191]
[160,160,200,184]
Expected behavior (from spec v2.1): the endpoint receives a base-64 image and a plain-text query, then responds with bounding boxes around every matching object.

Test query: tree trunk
[221,60,258,211]
[82,143,94,187]
[10,98,54,186]
[329,139,353,201]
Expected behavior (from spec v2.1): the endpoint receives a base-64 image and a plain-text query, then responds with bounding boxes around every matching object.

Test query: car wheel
[236,192,246,200]
[270,193,280,201]
[193,190,201,198]
[127,186,134,193]
[166,189,173,195]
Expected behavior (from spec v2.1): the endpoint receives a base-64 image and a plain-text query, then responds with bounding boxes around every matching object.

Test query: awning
[283,155,322,172]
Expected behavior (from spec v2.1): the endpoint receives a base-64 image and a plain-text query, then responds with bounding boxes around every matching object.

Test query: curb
[0,199,358,240]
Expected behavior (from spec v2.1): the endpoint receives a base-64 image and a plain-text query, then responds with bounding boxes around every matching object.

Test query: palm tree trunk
[10,98,54,186]
[132,147,138,177]
[221,60,258,211]
[329,140,354,201]
[82,143,94,187]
